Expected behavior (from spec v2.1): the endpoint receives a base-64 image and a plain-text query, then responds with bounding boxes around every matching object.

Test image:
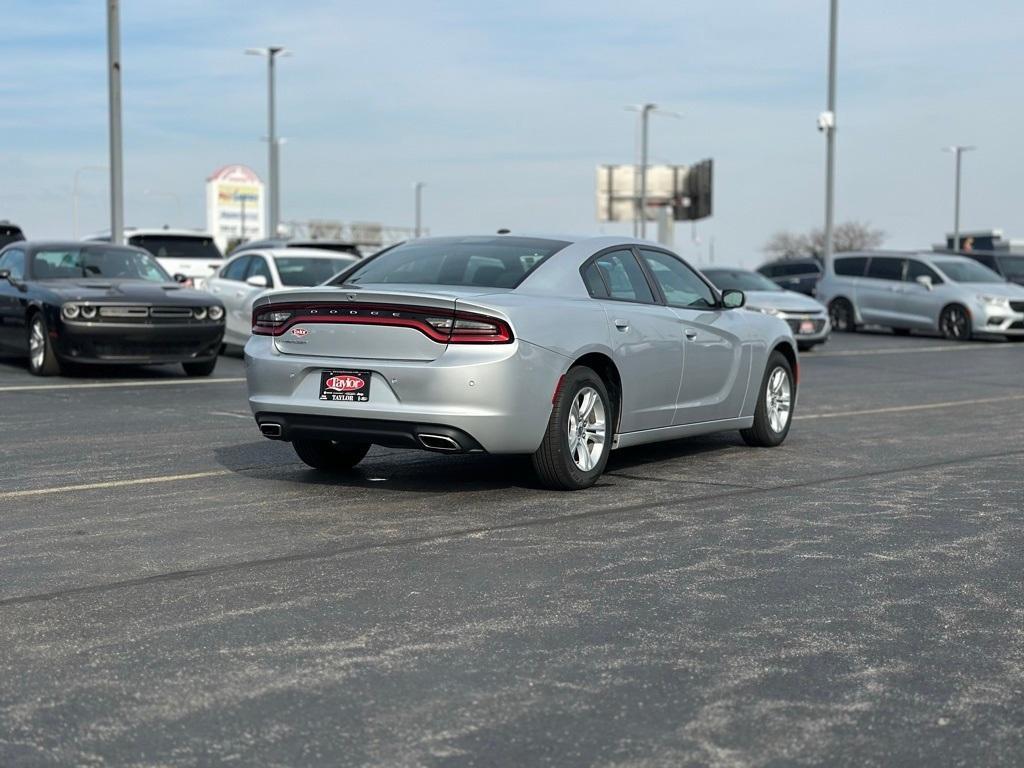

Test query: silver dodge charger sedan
[245,235,799,490]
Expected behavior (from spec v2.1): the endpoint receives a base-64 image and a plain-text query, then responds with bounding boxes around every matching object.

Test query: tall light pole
[414,181,426,237]
[106,0,124,245]
[73,165,107,239]
[627,104,681,239]
[943,145,975,251]
[821,0,839,271]
[246,46,289,237]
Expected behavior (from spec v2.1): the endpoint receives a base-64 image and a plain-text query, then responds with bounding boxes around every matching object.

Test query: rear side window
[581,262,610,298]
[834,257,868,276]
[342,236,568,288]
[587,249,655,303]
[866,257,904,281]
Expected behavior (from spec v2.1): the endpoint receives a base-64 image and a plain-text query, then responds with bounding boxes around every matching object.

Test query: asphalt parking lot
[1,332,1022,767]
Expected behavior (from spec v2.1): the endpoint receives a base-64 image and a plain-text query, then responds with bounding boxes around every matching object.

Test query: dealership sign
[205,164,265,250]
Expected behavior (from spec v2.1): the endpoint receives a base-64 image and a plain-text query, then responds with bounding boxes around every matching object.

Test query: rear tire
[531,366,611,491]
[828,298,857,333]
[27,313,63,376]
[741,351,795,448]
[939,304,972,341]
[183,359,217,377]
[293,439,370,471]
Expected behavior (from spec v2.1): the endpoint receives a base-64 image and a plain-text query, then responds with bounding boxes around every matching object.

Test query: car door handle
[684,329,698,340]
[613,319,629,332]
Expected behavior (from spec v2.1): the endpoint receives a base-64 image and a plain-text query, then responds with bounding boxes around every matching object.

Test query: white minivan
[84,228,224,289]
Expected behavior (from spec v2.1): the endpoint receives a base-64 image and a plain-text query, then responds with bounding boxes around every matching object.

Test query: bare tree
[764,221,885,259]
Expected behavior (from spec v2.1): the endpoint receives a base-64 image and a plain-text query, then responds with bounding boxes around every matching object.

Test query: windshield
[703,269,781,292]
[340,236,569,288]
[276,256,359,286]
[997,256,1024,280]
[31,246,173,282]
[932,259,1004,284]
[130,235,223,261]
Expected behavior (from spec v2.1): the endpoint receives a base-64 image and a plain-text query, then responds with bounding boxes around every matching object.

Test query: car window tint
[905,260,942,284]
[247,256,273,282]
[581,261,610,298]
[639,249,716,309]
[834,257,868,277]
[1,249,26,280]
[866,257,904,281]
[591,250,655,303]
[222,256,251,281]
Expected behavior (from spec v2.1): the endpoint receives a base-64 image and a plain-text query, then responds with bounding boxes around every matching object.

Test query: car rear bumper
[55,321,224,364]
[244,335,569,454]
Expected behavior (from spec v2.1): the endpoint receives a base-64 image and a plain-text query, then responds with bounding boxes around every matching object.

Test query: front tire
[939,305,972,341]
[532,366,611,491]
[183,359,217,376]
[741,351,795,448]
[293,439,370,471]
[27,313,62,376]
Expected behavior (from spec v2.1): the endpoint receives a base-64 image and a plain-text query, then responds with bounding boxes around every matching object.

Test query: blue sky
[2,0,1022,265]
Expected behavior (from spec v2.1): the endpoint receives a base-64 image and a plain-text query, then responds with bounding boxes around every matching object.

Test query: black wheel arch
[568,352,622,434]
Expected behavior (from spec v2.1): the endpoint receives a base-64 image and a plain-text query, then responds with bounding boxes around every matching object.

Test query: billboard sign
[596,160,712,222]
[206,164,265,250]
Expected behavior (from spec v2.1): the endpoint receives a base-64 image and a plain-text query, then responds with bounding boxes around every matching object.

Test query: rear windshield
[703,269,780,292]
[932,259,1003,284]
[130,235,223,261]
[31,246,172,282]
[339,236,569,288]
[276,256,359,286]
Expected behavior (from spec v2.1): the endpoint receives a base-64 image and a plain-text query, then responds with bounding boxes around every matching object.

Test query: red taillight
[252,303,513,344]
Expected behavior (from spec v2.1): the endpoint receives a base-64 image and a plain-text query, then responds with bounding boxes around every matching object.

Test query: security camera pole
[821,0,838,271]
[106,0,124,245]
[944,145,975,251]
[246,46,289,237]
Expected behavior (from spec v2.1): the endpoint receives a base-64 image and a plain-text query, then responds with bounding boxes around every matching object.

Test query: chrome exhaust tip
[260,422,283,439]
[418,433,462,452]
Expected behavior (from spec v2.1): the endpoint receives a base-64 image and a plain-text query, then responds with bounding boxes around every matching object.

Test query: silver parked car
[207,248,360,348]
[817,251,1024,341]
[245,235,799,490]
[703,267,831,351]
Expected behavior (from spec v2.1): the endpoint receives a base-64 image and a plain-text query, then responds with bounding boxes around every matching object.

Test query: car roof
[241,248,360,259]
[7,240,150,253]
[86,227,216,239]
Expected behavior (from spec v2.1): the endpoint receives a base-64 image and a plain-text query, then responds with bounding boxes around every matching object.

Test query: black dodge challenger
[0,241,225,376]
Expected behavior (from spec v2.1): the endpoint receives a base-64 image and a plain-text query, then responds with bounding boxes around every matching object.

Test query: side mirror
[721,289,746,309]
[0,268,10,282]
[915,275,933,290]
[246,275,269,288]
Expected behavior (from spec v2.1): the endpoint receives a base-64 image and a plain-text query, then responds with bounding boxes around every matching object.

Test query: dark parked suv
[959,251,1024,286]
[757,257,822,296]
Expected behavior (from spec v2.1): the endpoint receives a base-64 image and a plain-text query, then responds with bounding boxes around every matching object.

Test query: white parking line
[812,342,1016,358]
[795,394,1024,421]
[0,470,233,501]
[0,377,246,393]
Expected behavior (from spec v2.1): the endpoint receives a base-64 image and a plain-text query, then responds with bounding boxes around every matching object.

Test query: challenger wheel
[741,351,795,448]
[27,314,62,376]
[293,439,370,471]
[532,366,611,491]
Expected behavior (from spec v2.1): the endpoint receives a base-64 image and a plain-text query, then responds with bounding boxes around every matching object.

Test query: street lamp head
[245,46,291,58]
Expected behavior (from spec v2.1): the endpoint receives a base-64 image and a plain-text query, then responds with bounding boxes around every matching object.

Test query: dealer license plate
[319,370,371,402]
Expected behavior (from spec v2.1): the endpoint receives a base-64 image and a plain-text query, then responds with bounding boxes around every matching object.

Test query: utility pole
[106,0,124,245]
[414,181,425,237]
[944,145,976,251]
[246,46,288,237]
[821,0,838,272]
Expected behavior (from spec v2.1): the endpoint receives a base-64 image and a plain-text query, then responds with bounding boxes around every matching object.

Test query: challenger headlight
[208,305,224,321]
[80,305,98,319]
[193,307,208,320]
[978,294,1010,308]
[61,303,80,319]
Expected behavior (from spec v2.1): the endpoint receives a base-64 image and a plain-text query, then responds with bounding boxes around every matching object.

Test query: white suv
[84,228,224,289]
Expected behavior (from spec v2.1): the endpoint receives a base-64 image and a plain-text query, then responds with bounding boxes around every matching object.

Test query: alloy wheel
[941,307,969,340]
[765,366,792,434]
[29,318,46,372]
[567,386,606,472]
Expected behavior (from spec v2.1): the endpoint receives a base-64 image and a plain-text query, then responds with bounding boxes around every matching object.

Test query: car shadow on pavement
[213,432,745,494]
